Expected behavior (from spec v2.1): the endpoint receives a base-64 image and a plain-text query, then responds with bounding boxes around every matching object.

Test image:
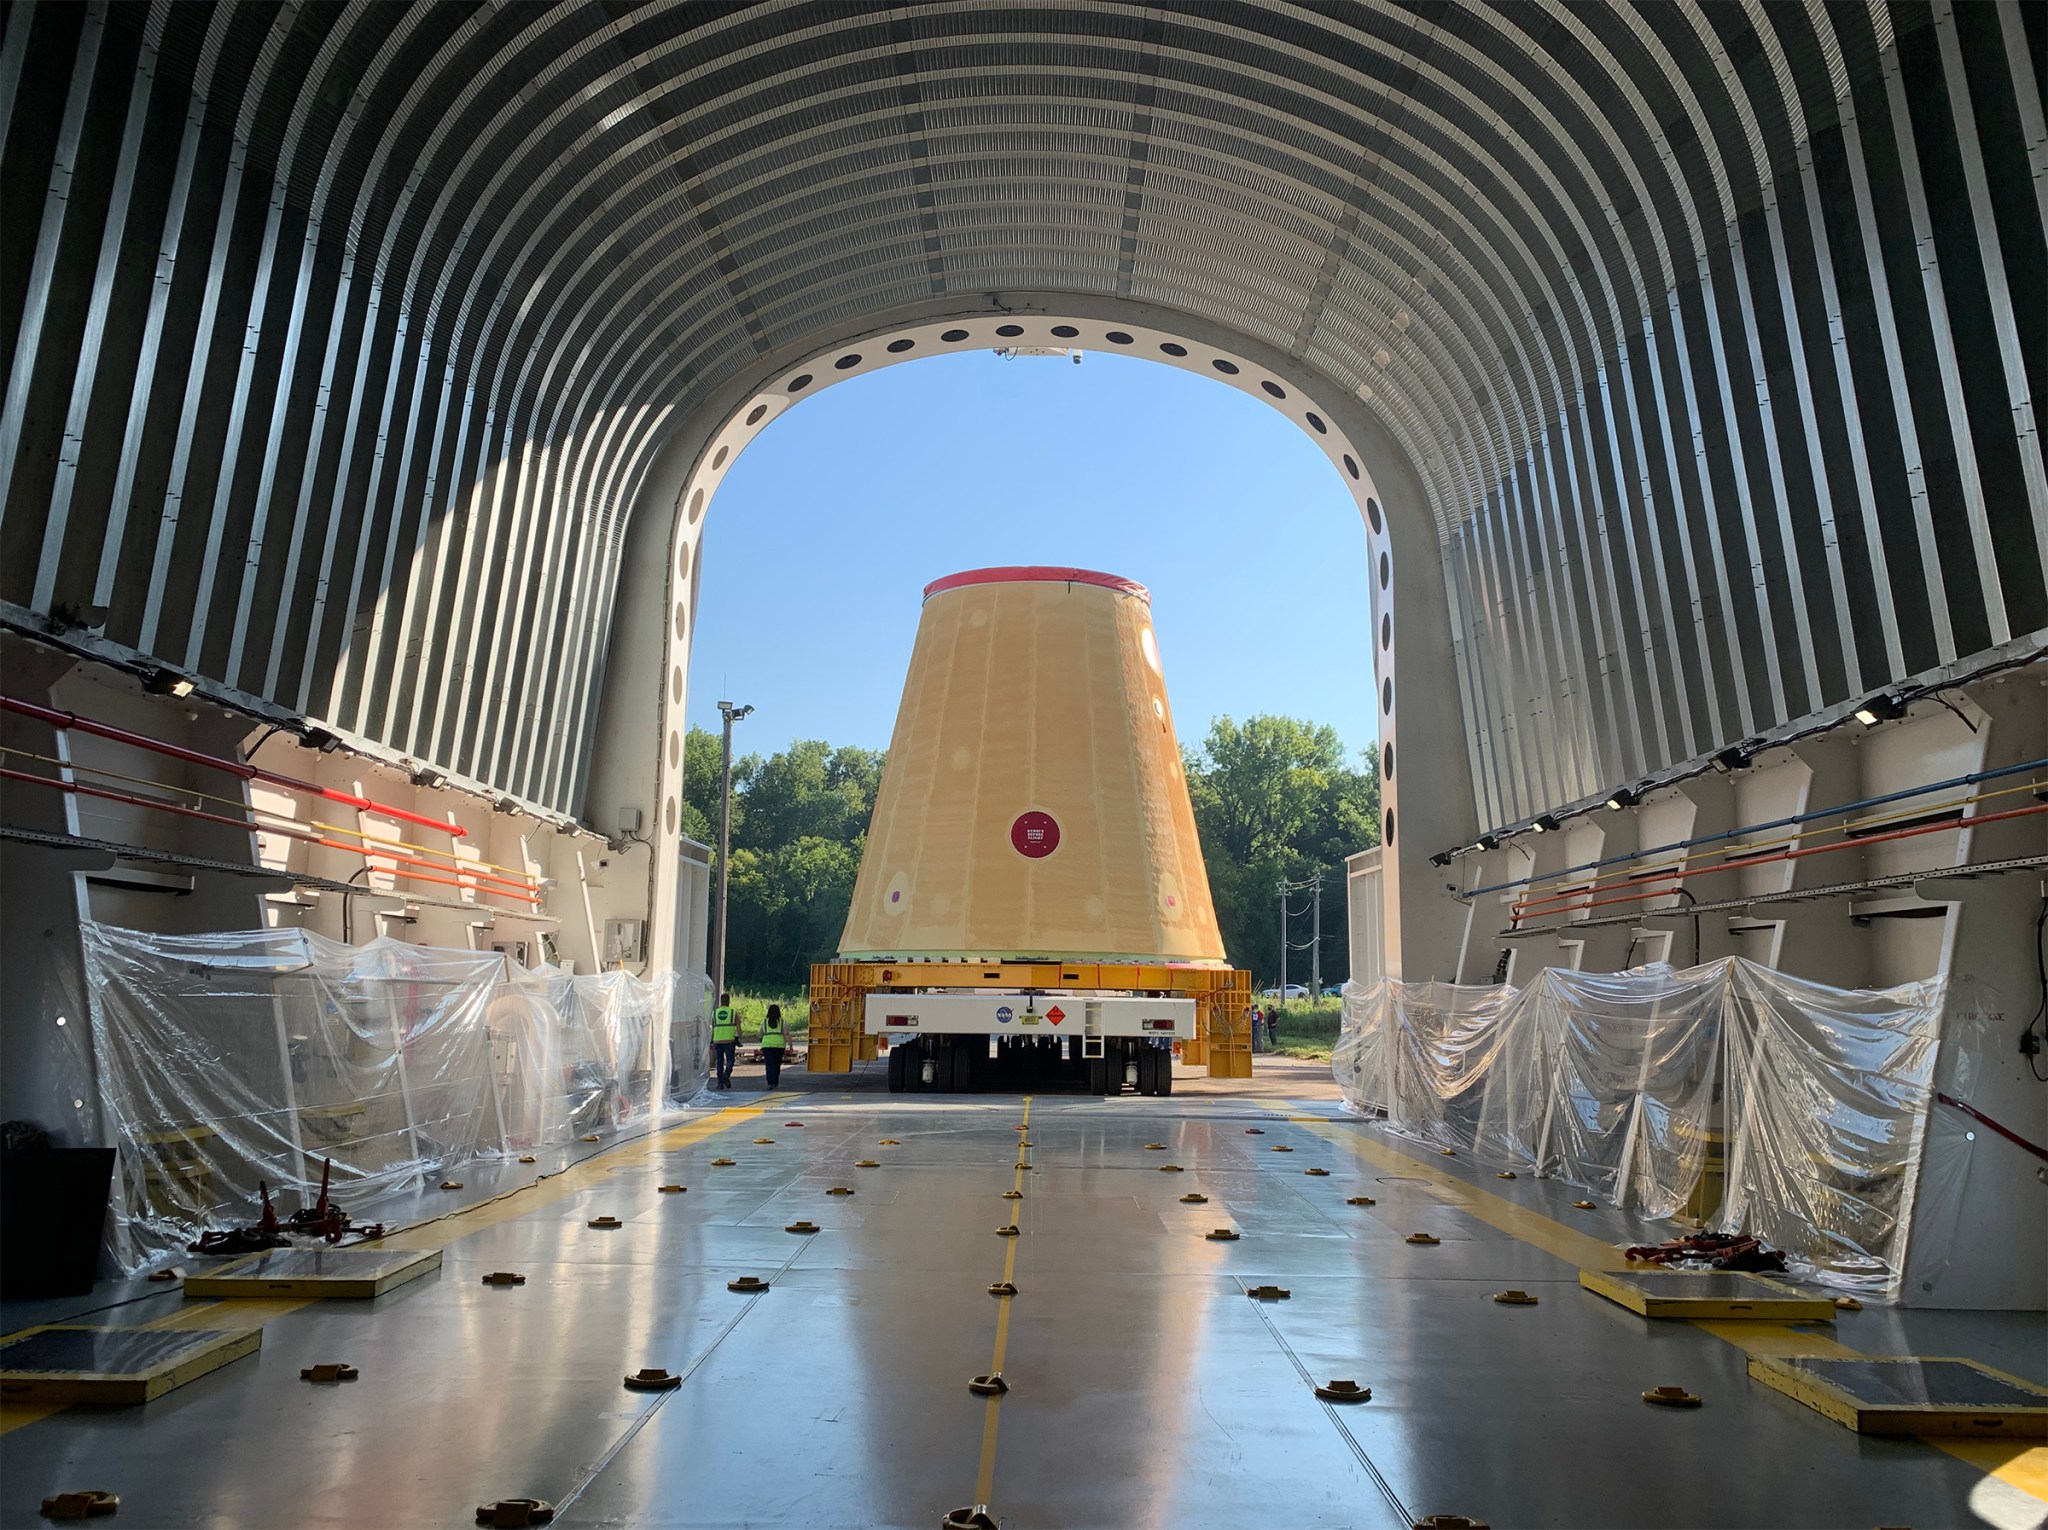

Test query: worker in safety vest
[711,994,738,1089]
[760,1003,787,1088]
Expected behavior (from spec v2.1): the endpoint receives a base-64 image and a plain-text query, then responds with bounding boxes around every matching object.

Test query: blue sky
[686,349,1377,764]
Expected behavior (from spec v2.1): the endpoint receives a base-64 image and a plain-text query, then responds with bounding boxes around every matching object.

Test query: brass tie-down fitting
[1642,1385,1702,1408]
[518,1155,537,1164]
[1571,1200,1596,1210]
[987,1281,1018,1297]
[582,1134,601,1143]
[1304,1168,1329,1176]
[1205,1228,1240,1242]
[727,1275,770,1293]
[855,1159,880,1168]
[475,1499,555,1527]
[301,1363,359,1383]
[711,1158,736,1167]
[1440,1148,1457,1157]
[1414,1517,1492,1529]
[1496,1171,1517,1180]
[481,1272,527,1287]
[1013,1162,1033,1171]
[1179,1193,1209,1204]
[1145,1143,1167,1151]
[38,1491,119,1521]
[1247,1285,1291,1301]
[441,1181,464,1190]
[147,1269,180,1283]
[1017,1140,1033,1148]
[1158,1164,1184,1173]
[624,1368,681,1391]
[1269,1145,1292,1153]
[996,1224,1020,1237]
[1493,1289,1539,1306]
[1315,1379,1371,1403]
[658,1184,686,1194]
[1001,1189,1023,1200]
[753,1137,775,1145]
[879,1139,901,1145]
[588,1215,623,1229]
[1346,1196,1377,1206]
[827,1186,856,1196]
[942,1506,999,1530]
[1245,1128,1265,1135]
[785,1221,820,1234]
[967,1372,1009,1396]
[1406,1232,1440,1246]
[1834,1296,1863,1311]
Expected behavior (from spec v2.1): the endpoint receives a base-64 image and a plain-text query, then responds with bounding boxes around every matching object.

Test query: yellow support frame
[806,961,1252,1077]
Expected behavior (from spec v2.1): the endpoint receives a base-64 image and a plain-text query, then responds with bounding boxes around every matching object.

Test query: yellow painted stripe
[1,1102,775,1437]
[1305,1120,2047,1504]
[974,1095,1031,1507]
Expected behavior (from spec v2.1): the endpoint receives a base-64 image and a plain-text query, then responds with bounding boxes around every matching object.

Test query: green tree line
[686,714,1378,989]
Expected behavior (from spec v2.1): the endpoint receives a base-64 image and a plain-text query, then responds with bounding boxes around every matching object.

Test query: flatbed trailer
[805,960,1252,1086]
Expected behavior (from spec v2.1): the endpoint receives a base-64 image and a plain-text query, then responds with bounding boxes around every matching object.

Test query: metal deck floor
[4,1074,2043,1530]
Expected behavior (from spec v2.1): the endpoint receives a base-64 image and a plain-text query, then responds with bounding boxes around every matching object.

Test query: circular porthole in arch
[1366,497,1383,534]
[1380,612,1391,650]
[670,731,681,768]
[996,324,1024,338]
[1159,342,1187,357]
[1105,331,1135,345]
[834,353,862,370]
[941,328,969,342]
[688,488,704,525]
[712,445,728,469]
[1382,678,1393,715]
[1383,808,1394,846]
[746,403,769,425]
[1343,454,1360,480]
[1211,358,1239,375]
[887,338,915,353]
[672,667,684,704]
[1260,380,1286,399]
[666,797,677,834]
[1382,742,1393,780]
[1378,551,1390,589]
[787,373,813,391]
[1051,324,1078,338]
[673,602,686,640]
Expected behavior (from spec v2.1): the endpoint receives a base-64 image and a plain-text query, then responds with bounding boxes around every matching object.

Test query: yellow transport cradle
[806,960,1253,1076]
[1577,1267,1838,1321]
[0,1324,260,1404]
[1747,1354,2048,1436]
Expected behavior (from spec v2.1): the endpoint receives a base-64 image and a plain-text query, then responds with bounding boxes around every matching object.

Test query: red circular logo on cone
[1010,811,1061,859]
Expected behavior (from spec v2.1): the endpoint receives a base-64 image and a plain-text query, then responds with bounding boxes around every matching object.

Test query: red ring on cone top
[922,566,1150,603]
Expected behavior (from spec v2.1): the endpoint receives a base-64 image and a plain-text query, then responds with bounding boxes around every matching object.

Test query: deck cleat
[785,1220,820,1234]
[147,1269,181,1283]
[1001,1189,1023,1199]
[1304,1167,1329,1176]
[1145,1143,1167,1151]
[518,1155,537,1164]
[987,1281,1018,1297]
[1413,1517,1491,1529]
[588,1215,623,1229]
[827,1186,856,1196]
[726,1275,770,1293]
[1245,1128,1265,1135]
[942,1509,999,1530]
[1179,1193,1209,1204]
[785,1122,803,1127]
[1314,1379,1371,1403]
[1440,1148,1457,1157]
[657,1184,686,1194]
[1269,1145,1293,1153]
[856,1159,880,1168]
[1642,1385,1702,1408]
[440,1180,464,1190]
[1406,1232,1440,1246]
[481,1271,527,1287]
[1833,1296,1863,1311]
[996,1223,1020,1237]
[475,1500,555,1527]
[1017,1140,1033,1148]
[711,1158,737,1167]
[300,1363,359,1383]
[1571,1200,1596,1210]
[1247,1285,1291,1301]
[967,1372,1009,1396]
[753,1138,775,1145]
[879,1139,901,1146]
[624,1368,681,1391]
[1205,1228,1241,1242]
[1158,1164,1185,1172]
[1346,1196,1377,1206]
[1496,1171,1517,1180]
[1492,1289,1539,1305]
[581,1134,601,1142]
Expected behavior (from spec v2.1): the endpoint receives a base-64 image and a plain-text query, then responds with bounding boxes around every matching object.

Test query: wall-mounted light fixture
[141,666,196,698]
[1711,744,1751,773]
[1605,784,1643,811]
[409,765,448,789]
[1532,813,1561,834]
[1853,692,1907,727]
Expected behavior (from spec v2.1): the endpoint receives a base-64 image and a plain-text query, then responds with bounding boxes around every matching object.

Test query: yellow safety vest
[712,1006,737,1043]
[761,1014,785,1049]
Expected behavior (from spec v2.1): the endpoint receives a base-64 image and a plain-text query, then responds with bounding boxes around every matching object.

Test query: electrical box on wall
[493,940,530,967]
[604,918,645,966]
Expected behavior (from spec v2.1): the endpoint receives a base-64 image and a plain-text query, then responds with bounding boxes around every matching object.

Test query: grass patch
[1262,1002,1342,1063]
[727,987,810,1039]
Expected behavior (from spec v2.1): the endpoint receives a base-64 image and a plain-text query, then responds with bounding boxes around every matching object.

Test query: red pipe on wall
[0,768,540,904]
[0,695,467,838]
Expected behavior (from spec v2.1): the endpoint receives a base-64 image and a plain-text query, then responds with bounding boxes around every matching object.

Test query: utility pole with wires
[1276,871,1328,999]
[712,700,753,996]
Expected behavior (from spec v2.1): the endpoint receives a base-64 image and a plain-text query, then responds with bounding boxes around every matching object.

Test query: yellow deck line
[1,1101,778,1437]
[1303,1118,2047,1505]
[974,1095,1031,1507]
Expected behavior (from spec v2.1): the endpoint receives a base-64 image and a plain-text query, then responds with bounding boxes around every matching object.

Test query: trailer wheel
[1101,1047,1122,1096]
[1135,1045,1157,1095]
[1087,1056,1108,1095]
[1156,1046,1173,1096]
[887,1041,907,1093]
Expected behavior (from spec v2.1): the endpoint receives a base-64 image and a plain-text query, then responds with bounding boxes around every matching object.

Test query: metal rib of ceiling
[1,1,2042,827]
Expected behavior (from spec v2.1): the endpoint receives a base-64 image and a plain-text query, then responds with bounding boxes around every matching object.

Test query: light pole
[713,700,753,996]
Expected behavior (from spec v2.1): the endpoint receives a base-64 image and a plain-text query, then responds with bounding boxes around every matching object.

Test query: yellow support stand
[805,961,1252,1076]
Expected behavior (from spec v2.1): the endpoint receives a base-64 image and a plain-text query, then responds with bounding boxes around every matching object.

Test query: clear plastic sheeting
[79,922,690,1273]
[1336,960,1946,1297]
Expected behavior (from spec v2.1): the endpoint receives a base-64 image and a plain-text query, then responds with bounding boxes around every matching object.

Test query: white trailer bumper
[864,991,1195,1043]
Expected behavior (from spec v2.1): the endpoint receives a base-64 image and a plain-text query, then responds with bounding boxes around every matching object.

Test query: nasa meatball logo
[1010,810,1060,859]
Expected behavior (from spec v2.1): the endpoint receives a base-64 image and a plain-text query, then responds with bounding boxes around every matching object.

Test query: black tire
[1141,1045,1163,1095]
[1102,1047,1122,1096]
[1087,1056,1108,1095]
[887,1041,906,1092]
[1157,1047,1174,1096]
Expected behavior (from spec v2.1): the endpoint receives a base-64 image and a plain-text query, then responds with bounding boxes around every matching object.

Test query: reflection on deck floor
[3,1063,2041,1529]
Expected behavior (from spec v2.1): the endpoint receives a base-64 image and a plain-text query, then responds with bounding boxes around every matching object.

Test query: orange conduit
[1,768,542,904]
[1510,799,2048,921]
[0,695,468,837]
